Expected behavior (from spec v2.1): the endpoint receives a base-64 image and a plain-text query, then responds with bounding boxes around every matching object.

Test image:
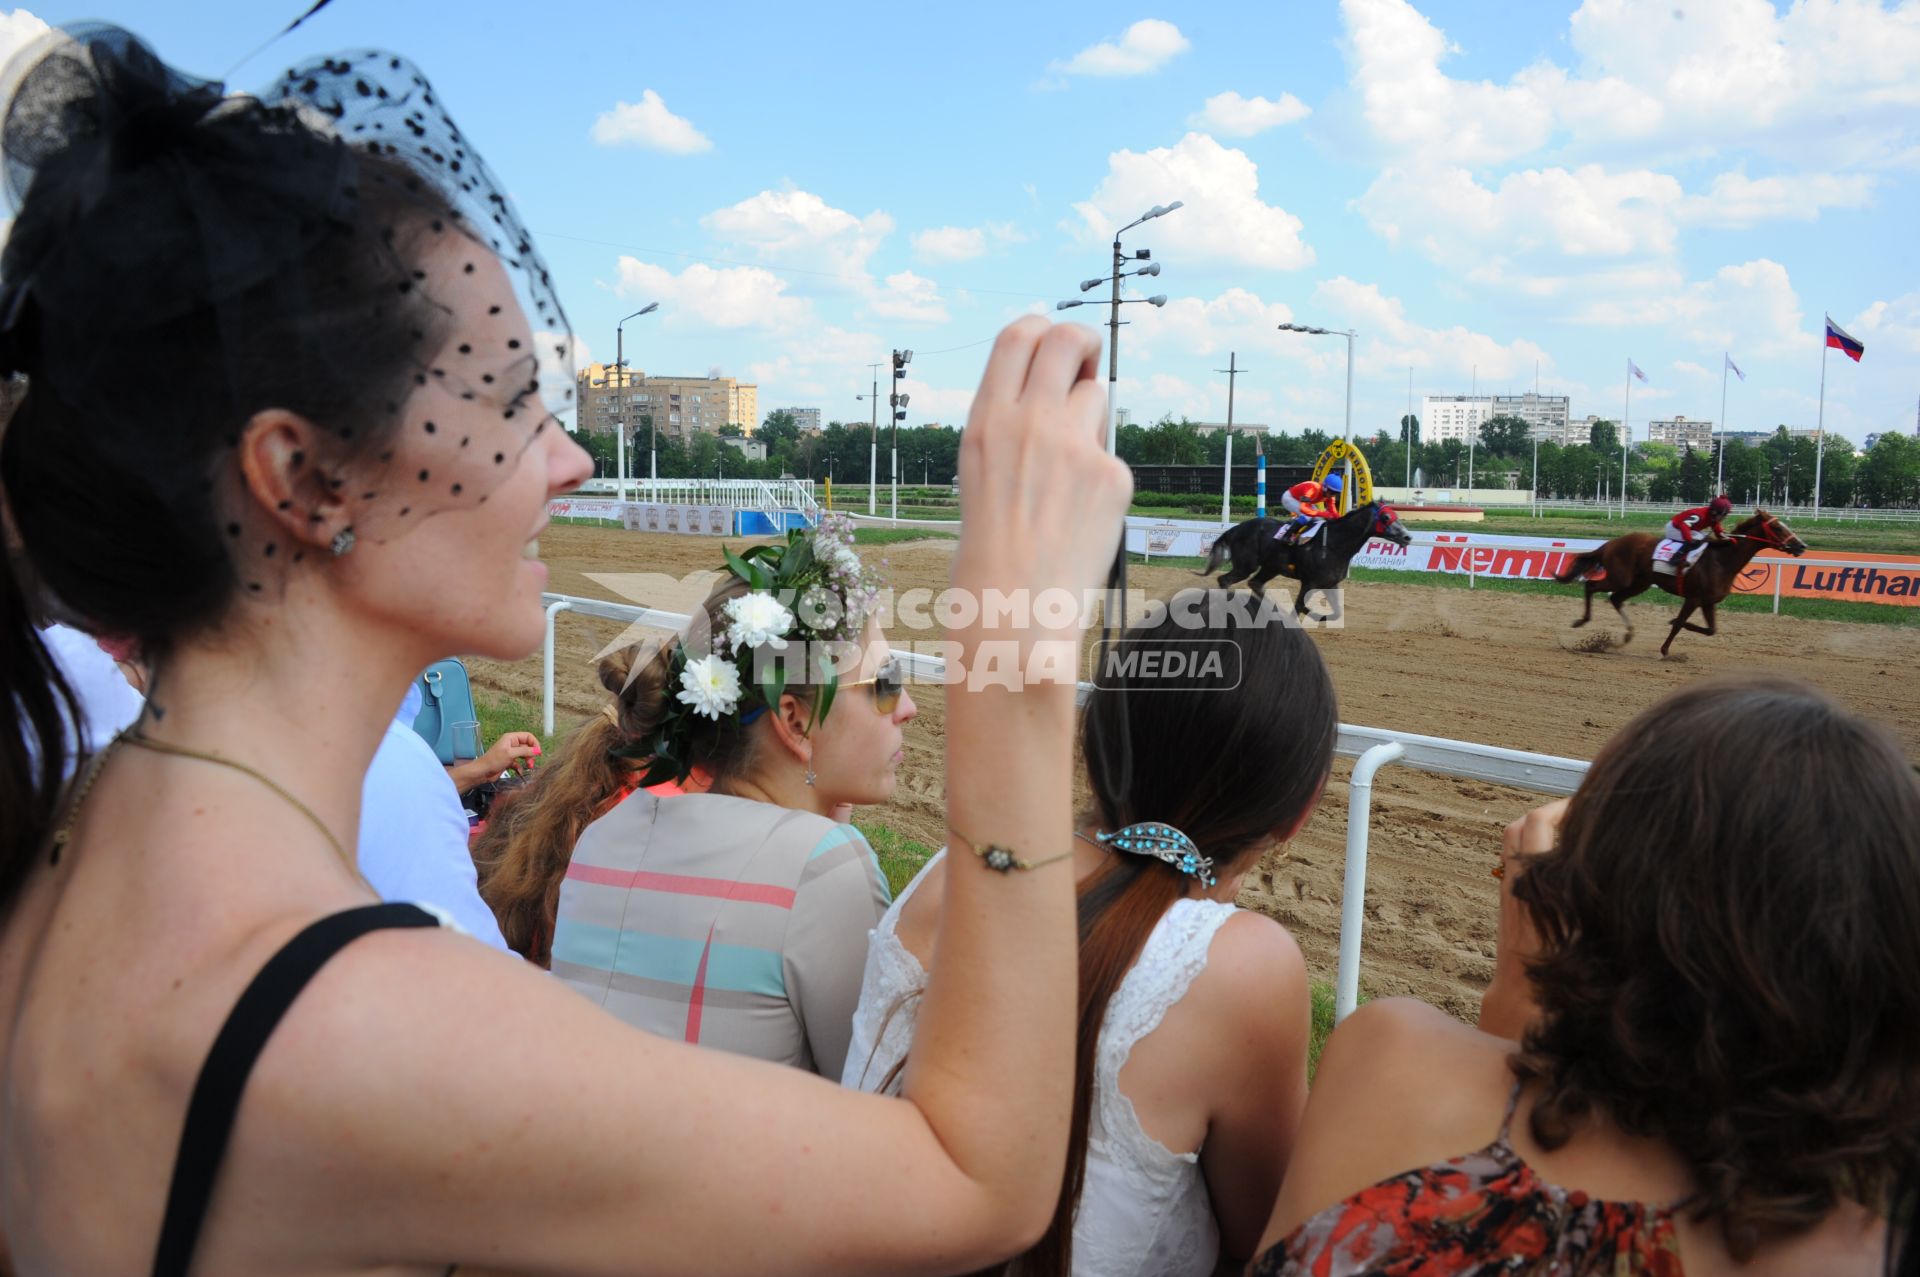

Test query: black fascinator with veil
[0,23,577,634]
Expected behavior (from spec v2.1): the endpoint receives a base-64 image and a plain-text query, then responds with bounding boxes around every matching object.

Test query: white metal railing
[534,591,1590,1022]
[1531,496,1920,524]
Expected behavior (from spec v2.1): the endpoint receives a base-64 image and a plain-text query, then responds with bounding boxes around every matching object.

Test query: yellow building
[576,363,757,438]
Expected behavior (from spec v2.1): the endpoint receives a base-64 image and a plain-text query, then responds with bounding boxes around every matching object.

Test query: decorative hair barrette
[1089,822,1216,887]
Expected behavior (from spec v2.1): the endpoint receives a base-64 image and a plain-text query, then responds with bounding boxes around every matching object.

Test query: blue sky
[6,1,1918,445]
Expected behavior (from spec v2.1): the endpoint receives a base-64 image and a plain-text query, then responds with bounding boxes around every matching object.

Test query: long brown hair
[1018,589,1338,1275]
[1512,675,1920,1260]
[474,575,819,964]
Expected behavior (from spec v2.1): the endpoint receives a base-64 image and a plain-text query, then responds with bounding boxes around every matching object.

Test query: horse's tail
[1200,523,1239,576]
[1554,549,1603,584]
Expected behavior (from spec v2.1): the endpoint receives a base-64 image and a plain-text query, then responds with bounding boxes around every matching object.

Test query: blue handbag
[410,658,480,765]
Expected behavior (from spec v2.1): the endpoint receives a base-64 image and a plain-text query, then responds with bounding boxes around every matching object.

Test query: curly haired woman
[1253,675,1920,1277]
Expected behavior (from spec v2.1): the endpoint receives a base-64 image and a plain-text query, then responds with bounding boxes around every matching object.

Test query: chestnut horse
[1553,510,1807,656]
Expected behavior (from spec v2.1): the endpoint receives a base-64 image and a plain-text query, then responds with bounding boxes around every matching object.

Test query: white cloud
[1569,258,1806,359]
[1188,90,1310,137]
[871,270,948,324]
[1673,360,1711,378]
[1848,293,1920,357]
[1072,133,1314,271]
[0,8,48,65]
[1313,276,1553,382]
[612,256,809,330]
[1675,170,1876,228]
[911,226,986,262]
[1340,0,1920,169]
[1359,163,1685,264]
[1341,0,1553,167]
[590,90,712,154]
[1051,19,1190,76]
[704,188,889,273]
[910,222,1025,263]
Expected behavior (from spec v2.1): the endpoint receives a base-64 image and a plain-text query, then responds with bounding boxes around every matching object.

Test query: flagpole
[1814,328,1828,521]
[1717,355,1730,495]
[1621,358,1632,518]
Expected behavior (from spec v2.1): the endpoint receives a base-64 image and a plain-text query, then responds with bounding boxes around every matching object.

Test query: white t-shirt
[35,623,144,771]
[356,683,510,952]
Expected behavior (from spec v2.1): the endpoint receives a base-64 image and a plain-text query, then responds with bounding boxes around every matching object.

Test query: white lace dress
[843,852,1237,1277]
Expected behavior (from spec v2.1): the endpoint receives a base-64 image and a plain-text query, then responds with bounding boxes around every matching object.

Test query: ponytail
[473,643,671,965]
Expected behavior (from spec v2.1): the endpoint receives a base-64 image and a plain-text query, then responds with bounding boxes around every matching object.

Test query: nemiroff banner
[1356,532,1920,608]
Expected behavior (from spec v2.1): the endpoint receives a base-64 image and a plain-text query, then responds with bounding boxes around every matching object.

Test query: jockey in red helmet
[1660,494,1733,578]
[1275,473,1343,543]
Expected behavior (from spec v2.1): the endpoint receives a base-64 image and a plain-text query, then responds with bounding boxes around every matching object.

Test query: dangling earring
[329,526,356,557]
[804,768,816,787]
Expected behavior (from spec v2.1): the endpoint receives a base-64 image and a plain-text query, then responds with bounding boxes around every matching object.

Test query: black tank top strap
[150,903,442,1277]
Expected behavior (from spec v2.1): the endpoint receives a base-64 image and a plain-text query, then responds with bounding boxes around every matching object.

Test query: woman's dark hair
[474,576,820,963]
[1512,675,1920,1261]
[0,30,455,903]
[1011,588,1338,1276]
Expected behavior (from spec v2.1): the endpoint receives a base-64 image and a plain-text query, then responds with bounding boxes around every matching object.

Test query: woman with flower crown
[843,588,1332,1276]
[506,514,914,1078]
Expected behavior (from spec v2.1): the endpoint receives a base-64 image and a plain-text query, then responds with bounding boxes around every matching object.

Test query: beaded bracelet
[953,828,1075,874]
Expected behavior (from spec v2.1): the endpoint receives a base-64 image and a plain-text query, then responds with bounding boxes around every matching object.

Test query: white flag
[1726,353,1745,381]
[1628,359,1648,383]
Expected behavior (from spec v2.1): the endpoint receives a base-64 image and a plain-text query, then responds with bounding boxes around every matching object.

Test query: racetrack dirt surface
[471,524,1920,1020]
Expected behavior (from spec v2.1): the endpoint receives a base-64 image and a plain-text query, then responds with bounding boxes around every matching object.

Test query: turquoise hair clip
[1090,822,1216,887]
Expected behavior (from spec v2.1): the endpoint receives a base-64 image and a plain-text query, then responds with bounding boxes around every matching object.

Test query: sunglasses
[841,658,905,715]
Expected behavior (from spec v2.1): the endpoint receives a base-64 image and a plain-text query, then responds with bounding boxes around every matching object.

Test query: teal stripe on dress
[551,922,787,997]
[808,824,894,904]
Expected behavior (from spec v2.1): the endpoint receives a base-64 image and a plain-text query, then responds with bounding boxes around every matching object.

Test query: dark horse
[1553,510,1807,656]
[1199,500,1413,622]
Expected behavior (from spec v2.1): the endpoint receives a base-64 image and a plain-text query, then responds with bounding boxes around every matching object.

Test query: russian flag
[1826,315,1865,362]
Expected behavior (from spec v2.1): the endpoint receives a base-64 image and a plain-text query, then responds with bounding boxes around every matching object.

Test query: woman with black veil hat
[0,25,1131,1276]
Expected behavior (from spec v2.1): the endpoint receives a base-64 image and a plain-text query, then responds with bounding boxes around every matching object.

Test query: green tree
[1588,419,1619,452]
[1399,413,1419,447]
[1858,432,1920,507]
[756,410,801,451]
[1478,414,1532,456]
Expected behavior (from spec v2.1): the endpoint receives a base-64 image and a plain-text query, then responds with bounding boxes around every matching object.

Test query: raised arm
[248,317,1133,1277]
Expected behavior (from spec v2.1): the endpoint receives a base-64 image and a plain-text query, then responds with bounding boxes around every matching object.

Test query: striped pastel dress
[551,791,892,1078]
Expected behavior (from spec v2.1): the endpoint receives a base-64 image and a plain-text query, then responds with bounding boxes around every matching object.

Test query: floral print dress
[1254,1084,1688,1276]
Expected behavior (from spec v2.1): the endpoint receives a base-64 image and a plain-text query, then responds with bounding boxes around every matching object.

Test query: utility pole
[1216,352,1243,525]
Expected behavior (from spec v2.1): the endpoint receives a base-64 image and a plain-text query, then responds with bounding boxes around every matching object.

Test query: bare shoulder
[1259,998,1518,1252]
[1187,909,1307,1016]
[1312,998,1511,1124]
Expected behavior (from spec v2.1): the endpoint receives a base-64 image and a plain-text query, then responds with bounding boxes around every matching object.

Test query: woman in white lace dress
[844,588,1334,1276]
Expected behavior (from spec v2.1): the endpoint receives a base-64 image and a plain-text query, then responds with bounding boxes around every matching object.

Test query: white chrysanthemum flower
[677,654,741,720]
[723,592,794,651]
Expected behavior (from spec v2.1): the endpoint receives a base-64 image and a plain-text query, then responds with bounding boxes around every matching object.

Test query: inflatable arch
[1310,439,1375,513]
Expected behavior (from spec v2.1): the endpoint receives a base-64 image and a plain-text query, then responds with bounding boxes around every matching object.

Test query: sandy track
[470,525,1920,1020]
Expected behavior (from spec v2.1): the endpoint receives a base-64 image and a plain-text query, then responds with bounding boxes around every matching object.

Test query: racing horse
[1553,510,1807,656]
[1199,500,1413,623]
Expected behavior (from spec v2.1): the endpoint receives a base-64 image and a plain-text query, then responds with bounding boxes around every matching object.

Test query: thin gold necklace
[52,730,354,871]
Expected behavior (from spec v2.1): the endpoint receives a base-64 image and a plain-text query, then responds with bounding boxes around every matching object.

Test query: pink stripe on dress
[565,862,797,909]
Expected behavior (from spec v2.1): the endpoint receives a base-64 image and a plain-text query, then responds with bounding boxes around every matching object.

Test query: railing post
[1337,740,1405,1022]
[1773,563,1782,616]
[543,599,573,735]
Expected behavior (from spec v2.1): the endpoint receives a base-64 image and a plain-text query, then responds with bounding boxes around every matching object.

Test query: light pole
[858,361,882,514]
[1057,201,1182,455]
[889,350,911,525]
[612,303,659,502]
[1277,321,1357,506]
